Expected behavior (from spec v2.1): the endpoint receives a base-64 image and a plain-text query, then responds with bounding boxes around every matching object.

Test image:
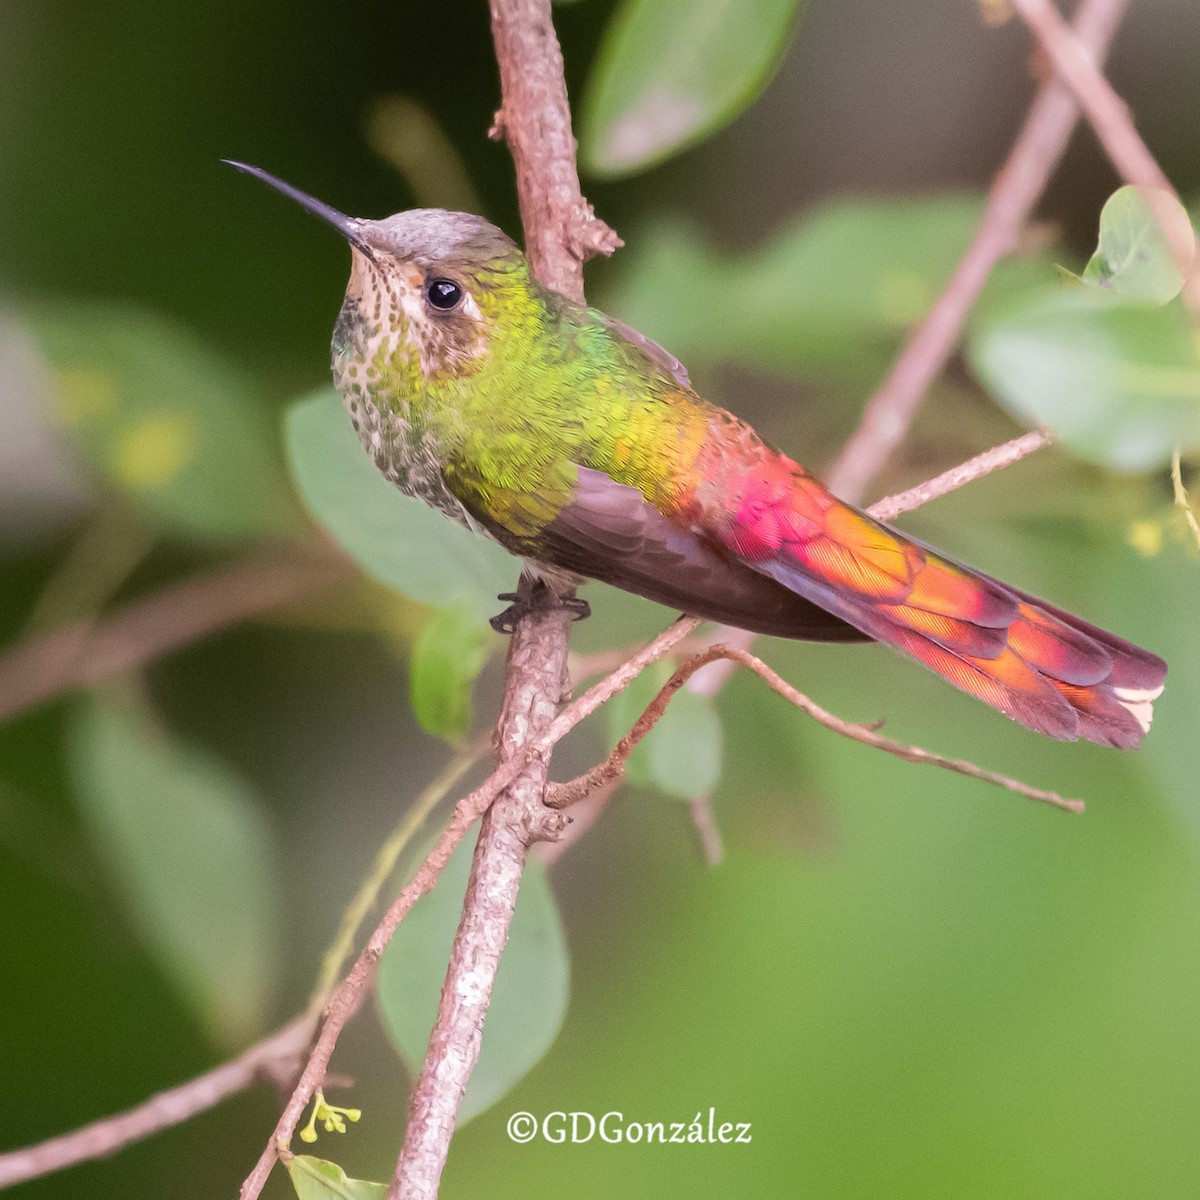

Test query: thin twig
[550,646,1083,815]
[1171,451,1200,551]
[1010,0,1171,192]
[0,543,351,725]
[569,636,708,684]
[1009,0,1200,308]
[867,429,1055,522]
[306,746,487,1014]
[0,1017,313,1190]
[238,758,528,1200]
[826,0,1130,503]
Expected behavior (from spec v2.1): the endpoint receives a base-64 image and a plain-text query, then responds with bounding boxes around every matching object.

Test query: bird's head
[226,161,534,379]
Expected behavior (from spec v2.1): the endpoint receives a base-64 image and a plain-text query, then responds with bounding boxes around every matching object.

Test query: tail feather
[792,570,1163,749]
[818,599,1095,743]
[723,471,1167,748]
[1004,603,1112,687]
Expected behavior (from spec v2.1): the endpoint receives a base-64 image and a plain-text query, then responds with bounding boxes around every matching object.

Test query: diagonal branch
[1009,0,1200,307]
[866,429,1054,523]
[0,1017,313,1191]
[1010,0,1171,193]
[826,0,1130,503]
[0,543,351,726]
[238,754,531,1200]
[548,644,1084,815]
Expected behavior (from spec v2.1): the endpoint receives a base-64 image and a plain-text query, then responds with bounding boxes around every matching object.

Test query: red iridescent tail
[834,568,1166,749]
[714,466,1167,748]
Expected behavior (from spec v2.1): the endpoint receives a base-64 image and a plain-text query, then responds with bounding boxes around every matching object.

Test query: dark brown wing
[526,467,867,642]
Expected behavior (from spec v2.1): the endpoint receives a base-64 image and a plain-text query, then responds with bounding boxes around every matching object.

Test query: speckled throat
[331,283,482,533]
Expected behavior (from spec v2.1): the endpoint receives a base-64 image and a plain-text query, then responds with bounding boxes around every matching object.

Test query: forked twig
[548,645,1083,815]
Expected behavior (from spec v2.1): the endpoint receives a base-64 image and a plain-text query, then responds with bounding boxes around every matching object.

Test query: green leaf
[25,301,296,542]
[604,664,665,789]
[969,286,1200,470]
[580,0,804,178]
[286,1156,388,1200]
[67,694,281,1046]
[605,196,988,377]
[605,662,724,797]
[378,836,569,1123]
[1081,186,1195,304]
[409,604,494,742]
[645,688,724,798]
[284,390,514,615]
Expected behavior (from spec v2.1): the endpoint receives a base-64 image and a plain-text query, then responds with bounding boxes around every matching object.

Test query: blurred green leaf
[605,662,723,797]
[285,390,514,615]
[580,0,803,178]
[969,287,1200,470]
[409,604,494,743]
[25,302,296,542]
[378,836,569,1123]
[644,688,723,798]
[1081,186,1194,304]
[605,664,664,789]
[286,1156,387,1200]
[67,694,281,1046]
[606,196,987,377]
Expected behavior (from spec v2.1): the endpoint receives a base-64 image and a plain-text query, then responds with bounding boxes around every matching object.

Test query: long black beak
[222,160,377,262]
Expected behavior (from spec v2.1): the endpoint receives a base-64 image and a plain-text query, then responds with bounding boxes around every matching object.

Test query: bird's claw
[489,590,591,634]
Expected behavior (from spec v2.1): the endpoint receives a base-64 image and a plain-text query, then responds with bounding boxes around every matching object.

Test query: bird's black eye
[425,278,464,311]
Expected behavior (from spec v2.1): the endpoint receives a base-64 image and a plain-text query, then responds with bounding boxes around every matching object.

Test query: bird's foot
[489,589,591,634]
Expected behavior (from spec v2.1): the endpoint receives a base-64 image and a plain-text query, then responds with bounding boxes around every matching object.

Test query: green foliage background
[0,1,1198,1197]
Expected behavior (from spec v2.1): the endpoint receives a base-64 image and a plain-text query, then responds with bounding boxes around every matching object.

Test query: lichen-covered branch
[388,3,617,1196]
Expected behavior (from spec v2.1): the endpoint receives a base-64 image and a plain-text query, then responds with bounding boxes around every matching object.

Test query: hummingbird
[227,162,1166,750]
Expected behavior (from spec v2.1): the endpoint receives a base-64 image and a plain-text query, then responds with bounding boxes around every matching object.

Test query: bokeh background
[1,1,1198,1197]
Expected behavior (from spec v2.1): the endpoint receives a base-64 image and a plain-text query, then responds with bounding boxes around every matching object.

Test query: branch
[826,0,1129,503]
[0,1017,313,1191]
[1009,0,1199,307]
[2,420,1074,1189]
[867,429,1054,523]
[1010,0,1171,193]
[388,3,617,1196]
[239,756,532,1200]
[390,586,571,1200]
[487,0,620,299]
[549,645,1084,815]
[0,543,351,726]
